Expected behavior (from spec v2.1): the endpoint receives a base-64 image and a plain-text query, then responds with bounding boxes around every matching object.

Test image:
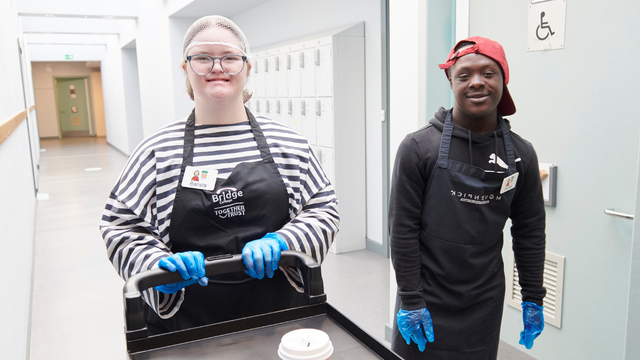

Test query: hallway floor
[29,137,391,359]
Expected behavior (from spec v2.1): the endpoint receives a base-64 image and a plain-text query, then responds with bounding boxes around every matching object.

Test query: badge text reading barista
[181,166,217,191]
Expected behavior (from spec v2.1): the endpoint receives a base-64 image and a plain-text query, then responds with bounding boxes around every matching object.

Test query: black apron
[392,111,518,360]
[145,108,306,334]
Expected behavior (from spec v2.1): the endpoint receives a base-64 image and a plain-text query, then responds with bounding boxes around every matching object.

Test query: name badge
[181,166,217,191]
[500,172,519,194]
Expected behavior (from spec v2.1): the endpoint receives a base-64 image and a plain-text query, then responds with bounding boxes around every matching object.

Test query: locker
[317,146,335,185]
[252,23,365,254]
[265,56,277,97]
[276,52,289,97]
[300,48,315,97]
[288,98,302,135]
[301,98,316,146]
[288,50,302,98]
[254,55,266,97]
[264,98,274,118]
[254,98,263,116]
[248,61,257,99]
[315,45,333,97]
[274,98,285,125]
[316,98,334,148]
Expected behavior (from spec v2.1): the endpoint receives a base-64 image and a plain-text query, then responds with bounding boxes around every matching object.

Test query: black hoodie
[389,107,546,309]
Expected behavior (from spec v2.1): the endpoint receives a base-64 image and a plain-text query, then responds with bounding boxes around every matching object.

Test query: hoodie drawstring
[468,130,473,165]
[493,131,498,172]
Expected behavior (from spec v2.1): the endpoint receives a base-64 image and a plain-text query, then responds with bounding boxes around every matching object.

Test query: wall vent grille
[507,251,565,328]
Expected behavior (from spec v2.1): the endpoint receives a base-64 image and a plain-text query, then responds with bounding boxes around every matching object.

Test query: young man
[389,36,546,359]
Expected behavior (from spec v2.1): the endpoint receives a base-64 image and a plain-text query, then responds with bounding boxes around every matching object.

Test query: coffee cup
[278,328,333,360]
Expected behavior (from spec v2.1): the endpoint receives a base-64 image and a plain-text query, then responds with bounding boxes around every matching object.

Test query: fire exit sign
[63,54,74,60]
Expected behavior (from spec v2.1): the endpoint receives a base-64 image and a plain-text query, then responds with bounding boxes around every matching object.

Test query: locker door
[300,48,315,97]
[316,98,334,148]
[255,57,266,97]
[265,56,277,97]
[315,45,333,97]
[255,98,264,116]
[275,98,289,127]
[276,53,288,98]
[274,98,284,125]
[301,98,316,146]
[287,98,302,134]
[288,51,302,98]
[248,61,257,98]
[317,146,335,185]
[264,98,274,119]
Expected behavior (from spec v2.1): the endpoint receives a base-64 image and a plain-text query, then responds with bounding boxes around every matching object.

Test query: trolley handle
[122,251,326,340]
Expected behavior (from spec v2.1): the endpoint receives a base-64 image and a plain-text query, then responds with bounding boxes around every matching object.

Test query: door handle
[604,208,635,220]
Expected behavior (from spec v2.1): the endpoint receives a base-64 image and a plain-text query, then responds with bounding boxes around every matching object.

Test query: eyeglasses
[186,54,247,75]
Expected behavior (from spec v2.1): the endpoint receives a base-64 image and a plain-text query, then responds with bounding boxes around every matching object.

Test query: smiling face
[183,43,251,105]
[448,52,504,132]
[182,26,251,105]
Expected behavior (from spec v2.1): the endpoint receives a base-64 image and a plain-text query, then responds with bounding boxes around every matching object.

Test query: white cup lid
[278,329,334,360]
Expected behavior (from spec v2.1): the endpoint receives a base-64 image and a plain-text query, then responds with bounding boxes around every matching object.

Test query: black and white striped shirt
[100,115,339,318]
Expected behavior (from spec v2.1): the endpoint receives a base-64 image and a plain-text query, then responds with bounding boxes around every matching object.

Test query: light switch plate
[539,162,557,207]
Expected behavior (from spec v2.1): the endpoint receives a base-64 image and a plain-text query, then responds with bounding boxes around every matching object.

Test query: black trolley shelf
[123,251,404,359]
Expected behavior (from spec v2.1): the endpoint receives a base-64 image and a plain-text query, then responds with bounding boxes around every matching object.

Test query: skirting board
[366,237,388,258]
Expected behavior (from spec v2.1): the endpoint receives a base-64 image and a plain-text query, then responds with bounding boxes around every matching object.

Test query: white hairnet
[182,15,253,103]
[182,15,251,60]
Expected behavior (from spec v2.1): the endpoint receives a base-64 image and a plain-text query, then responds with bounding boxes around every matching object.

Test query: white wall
[168,16,198,121]
[122,48,144,151]
[27,44,106,62]
[0,0,38,359]
[101,35,129,154]
[16,0,139,17]
[31,61,98,138]
[232,0,385,244]
[135,0,177,137]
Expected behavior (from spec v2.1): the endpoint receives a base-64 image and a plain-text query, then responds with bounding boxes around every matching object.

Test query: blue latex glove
[155,251,208,294]
[397,308,435,352]
[242,232,288,279]
[519,301,544,349]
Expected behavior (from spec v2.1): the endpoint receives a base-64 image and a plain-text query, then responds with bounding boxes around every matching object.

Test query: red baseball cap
[438,36,516,116]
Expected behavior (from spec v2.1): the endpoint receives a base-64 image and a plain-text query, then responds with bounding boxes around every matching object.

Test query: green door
[56,78,91,137]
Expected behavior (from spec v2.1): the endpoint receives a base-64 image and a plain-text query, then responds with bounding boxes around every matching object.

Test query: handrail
[0,109,28,147]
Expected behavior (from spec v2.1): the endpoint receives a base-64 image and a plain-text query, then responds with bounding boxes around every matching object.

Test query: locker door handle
[266,100,270,113]
[264,59,269,72]
[286,54,291,70]
[288,99,293,115]
[316,148,323,165]
[275,56,280,71]
[276,100,281,114]
[315,100,321,116]
[299,52,304,68]
[255,61,259,73]
[314,49,320,66]
[301,100,306,115]
[256,101,261,112]
[604,208,635,220]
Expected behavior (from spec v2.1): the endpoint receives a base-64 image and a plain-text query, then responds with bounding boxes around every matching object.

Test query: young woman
[100,15,339,333]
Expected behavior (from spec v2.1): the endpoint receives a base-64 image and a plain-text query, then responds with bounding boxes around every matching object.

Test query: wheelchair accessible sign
[527,0,566,52]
